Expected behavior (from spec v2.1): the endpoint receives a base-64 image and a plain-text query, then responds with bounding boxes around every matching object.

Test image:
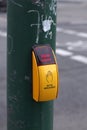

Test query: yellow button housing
[32,45,59,102]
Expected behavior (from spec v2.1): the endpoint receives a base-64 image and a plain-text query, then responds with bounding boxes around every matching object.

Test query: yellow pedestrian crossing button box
[32,44,59,102]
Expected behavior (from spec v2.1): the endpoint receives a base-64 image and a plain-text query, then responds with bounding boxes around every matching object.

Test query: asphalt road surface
[0,1,87,130]
[54,1,87,130]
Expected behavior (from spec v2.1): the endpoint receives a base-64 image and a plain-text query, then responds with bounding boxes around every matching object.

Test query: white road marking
[71,55,87,64]
[0,31,7,37]
[56,48,87,64]
[66,41,87,51]
[57,27,87,38]
[77,32,87,38]
[56,40,87,51]
[56,49,73,56]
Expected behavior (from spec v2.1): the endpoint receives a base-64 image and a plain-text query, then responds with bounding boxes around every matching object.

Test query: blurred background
[0,0,87,130]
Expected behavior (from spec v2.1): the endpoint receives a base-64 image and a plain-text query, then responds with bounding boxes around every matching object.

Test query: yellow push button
[32,44,59,102]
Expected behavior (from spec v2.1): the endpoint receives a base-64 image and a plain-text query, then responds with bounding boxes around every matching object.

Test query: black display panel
[32,45,56,66]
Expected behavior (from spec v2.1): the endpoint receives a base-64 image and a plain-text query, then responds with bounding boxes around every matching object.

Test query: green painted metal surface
[7,0,57,130]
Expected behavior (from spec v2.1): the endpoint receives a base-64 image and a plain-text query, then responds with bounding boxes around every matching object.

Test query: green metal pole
[7,0,57,130]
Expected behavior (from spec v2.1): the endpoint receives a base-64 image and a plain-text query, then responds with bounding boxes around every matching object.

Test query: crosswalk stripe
[56,49,73,56]
[57,27,87,38]
[0,31,7,37]
[71,55,87,64]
